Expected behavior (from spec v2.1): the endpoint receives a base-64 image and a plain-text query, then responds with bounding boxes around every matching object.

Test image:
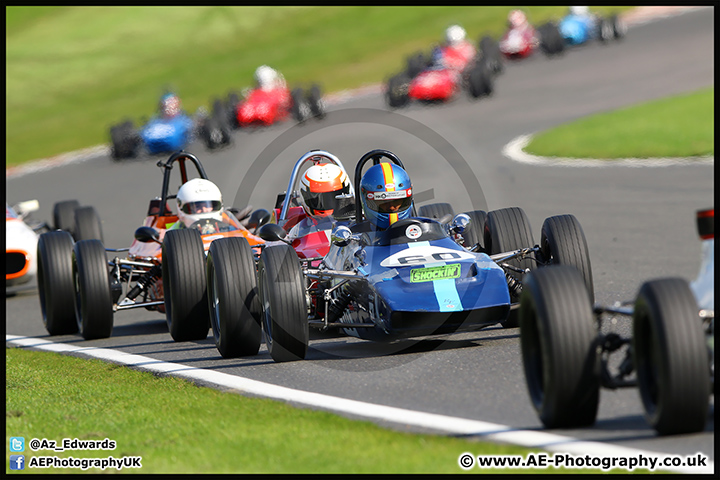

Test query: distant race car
[558,9,626,46]
[109,93,232,160]
[498,18,565,59]
[519,208,713,436]
[7,199,102,287]
[36,151,268,341]
[205,148,596,363]
[220,81,325,129]
[385,36,502,108]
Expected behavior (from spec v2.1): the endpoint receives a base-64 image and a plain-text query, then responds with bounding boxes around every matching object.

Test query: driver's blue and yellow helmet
[360,163,413,229]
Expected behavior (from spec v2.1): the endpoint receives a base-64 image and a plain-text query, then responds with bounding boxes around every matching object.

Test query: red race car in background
[499,9,565,59]
[385,25,501,108]
[216,65,325,129]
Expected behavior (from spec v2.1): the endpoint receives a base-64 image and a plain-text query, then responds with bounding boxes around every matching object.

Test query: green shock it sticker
[410,264,461,283]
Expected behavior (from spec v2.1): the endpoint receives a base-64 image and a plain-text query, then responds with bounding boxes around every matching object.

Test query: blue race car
[109,92,231,160]
[206,149,595,363]
[558,7,626,46]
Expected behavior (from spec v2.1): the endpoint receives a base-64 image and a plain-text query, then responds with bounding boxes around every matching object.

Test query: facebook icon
[10,455,25,470]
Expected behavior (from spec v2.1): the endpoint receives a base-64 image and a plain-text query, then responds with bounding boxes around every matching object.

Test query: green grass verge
[6,347,647,474]
[524,87,714,159]
[6,6,634,167]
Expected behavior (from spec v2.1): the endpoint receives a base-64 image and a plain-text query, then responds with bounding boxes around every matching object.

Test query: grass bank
[6,347,645,474]
[6,6,633,166]
[524,87,714,159]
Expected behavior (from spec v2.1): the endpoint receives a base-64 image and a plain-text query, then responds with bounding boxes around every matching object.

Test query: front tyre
[258,244,308,362]
[207,237,262,358]
[163,228,210,342]
[37,231,78,335]
[73,239,113,339]
[520,265,599,428]
[633,278,710,435]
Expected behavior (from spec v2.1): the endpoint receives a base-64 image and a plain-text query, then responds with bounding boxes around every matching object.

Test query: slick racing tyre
[225,91,241,129]
[417,202,454,224]
[53,199,80,234]
[461,210,488,251]
[406,51,429,78]
[163,228,210,342]
[520,265,599,428]
[610,14,627,39]
[207,237,262,358]
[37,231,78,335]
[110,120,138,160]
[258,243,308,362]
[290,88,310,123]
[539,22,565,56]
[633,278,710,435]
[386,74,410,109]
[479,35,503,74]
[539,214,594,303]
[73,239,114,340]
[307,84,326,119]
[468,60,493,98]
[485,207,535,328]
[73,206,104,242]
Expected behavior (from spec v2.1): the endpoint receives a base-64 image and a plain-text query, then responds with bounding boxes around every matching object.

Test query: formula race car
[36,151,267,340]
[206,149,356,357]
[558,8,626,46]
[385,37,501,108]
[520,208,713,435]
[220,76,325,129]
[206,148,595,363]
[498,14,565,59]
[109,93,232,160]
[7,199,102,288]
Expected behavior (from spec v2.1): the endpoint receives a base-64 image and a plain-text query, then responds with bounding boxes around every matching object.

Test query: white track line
[6,335,713,474]
[502,134,714,168]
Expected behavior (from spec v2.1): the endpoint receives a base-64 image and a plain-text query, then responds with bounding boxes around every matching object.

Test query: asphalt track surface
[7,7,714,470]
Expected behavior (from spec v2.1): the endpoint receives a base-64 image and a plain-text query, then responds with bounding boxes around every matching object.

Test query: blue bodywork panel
[559,14,597,45]
[323,218,511,340]
[139,115,194,155]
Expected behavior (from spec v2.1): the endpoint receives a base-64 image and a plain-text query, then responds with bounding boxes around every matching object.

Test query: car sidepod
[141,115,193,154]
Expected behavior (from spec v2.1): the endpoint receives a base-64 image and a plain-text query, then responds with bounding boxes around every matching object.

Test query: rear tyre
[73,206,104,242]
[633,278,710,435]
[479,35,503,74]
[520,265,599,428]
[468,61,493,98]
[307,84,325,119]
[37,231,78,335]
[417,202,454,224]
[207,237,262,358]
[258,244,308,362]
[610,14,626,39]
[485,207,535,327]
[73,239,113,340]
[290,88,308,123]
[53,200,80,233]
[539,214,594,303]
[386,74,410,108]
[163,228,210,342]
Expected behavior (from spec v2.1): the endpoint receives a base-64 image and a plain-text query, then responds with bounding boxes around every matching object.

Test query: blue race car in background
[207,148,595,363]
[110,92,231,160]
[559,6,626,46]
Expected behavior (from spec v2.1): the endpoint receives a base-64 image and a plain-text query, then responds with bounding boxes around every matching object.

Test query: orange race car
[36,151,269,341]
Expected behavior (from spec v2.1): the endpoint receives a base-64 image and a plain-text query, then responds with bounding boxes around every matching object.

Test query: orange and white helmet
[299,163,350,218]
[508,9,528,28]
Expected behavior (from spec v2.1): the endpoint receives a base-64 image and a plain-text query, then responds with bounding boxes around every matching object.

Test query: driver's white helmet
[445,24,466,46]
[254,65,278,90]
[570,6,590,16]
[176,178,223,228]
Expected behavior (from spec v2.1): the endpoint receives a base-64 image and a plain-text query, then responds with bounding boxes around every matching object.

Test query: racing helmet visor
[180,200,222,215]
[364,189,413,214]
[303,188,347,214]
